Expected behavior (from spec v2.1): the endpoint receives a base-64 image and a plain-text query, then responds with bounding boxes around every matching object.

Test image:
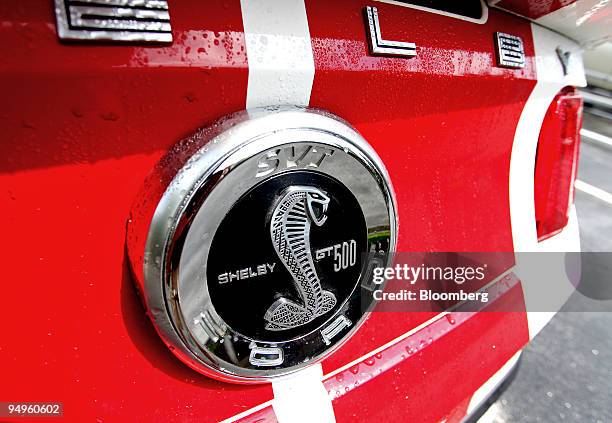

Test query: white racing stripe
[467,351,522,418]
[236,5,588,422]
[222,312,448,422]
[509,23,584,341]
[241,0,314,109]
[240,2,333,422]
[272,365,334,423]
[465,24,587,416]
[575,179,612,205]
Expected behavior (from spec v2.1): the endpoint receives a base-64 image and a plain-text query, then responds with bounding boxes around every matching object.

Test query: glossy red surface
[235,275,527,423]
[493,0,578,19]
[1,1,535,421]
[308,0,535,379]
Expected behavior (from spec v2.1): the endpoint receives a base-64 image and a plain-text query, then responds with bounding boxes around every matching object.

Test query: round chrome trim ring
[132,107,397,383]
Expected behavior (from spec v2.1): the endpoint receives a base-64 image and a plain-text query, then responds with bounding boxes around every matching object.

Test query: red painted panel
[307,0,535,373]
[327,280,528,422]
[0,1,273,422]
[0,0,248,173]
[1,0,535,421]
[233,277,529,423]
[494,0,578,20]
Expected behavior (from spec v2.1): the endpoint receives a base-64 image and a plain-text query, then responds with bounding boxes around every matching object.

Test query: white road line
[580,90,612,109]
[581,128,612,149]
[575,179,612,206]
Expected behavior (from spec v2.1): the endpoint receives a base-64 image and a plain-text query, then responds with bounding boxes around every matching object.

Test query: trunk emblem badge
[495,32,525,68]
[53,0,172,43]
[126,108,397,382]
[364,6,417,57]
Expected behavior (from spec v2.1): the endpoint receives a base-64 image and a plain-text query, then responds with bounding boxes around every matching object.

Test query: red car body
[1,0,603,421]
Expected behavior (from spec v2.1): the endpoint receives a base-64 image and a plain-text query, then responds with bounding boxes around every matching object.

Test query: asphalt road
[479,113,612,422]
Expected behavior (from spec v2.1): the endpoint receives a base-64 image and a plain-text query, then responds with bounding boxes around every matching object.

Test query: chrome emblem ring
[127,107,397,383]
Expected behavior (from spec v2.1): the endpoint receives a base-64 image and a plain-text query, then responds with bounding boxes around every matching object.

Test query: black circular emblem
[128,108,396,382]
[208,171,367,342]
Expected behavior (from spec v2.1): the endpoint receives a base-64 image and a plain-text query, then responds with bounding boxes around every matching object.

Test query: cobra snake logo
[264,186,337,331]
